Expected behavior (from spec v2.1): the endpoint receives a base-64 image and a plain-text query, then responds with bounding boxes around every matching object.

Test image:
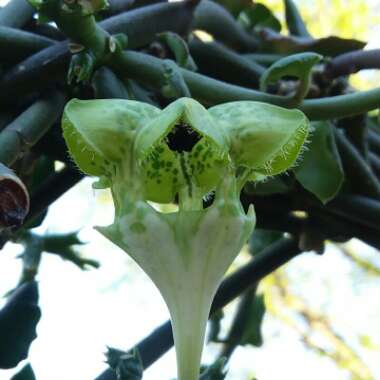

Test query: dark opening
[166,122,201,153]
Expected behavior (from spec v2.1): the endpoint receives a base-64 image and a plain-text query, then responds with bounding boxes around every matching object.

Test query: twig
[326,49,380,79]
[0,1,198,103]
[25,167,83,227]
[323,194,380,232]
[193,0,258,52]
[94,237,301,380]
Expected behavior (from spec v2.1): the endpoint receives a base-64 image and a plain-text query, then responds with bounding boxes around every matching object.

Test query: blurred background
[1,0,380,379]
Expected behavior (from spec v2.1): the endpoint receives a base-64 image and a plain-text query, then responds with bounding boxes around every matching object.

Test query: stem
[93,237,301,380]
[0,0,34,28]
[284,0,311,38]
[189,39,265,88]
[243,53,286,66]
[368,129,380,156]
[0,91,65,166]
[0,26,55,63]
[300,87,380,120]
[0,1,198,103]
[193,0,258,52]
[326,49,380,78]
[334,129,380,199]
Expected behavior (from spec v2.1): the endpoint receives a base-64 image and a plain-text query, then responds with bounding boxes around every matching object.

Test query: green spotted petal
[209,101,309,179]
[135,97,229,201]
[62,98,160,178]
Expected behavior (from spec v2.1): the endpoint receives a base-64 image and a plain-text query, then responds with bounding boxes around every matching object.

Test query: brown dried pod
[0,163,30,229]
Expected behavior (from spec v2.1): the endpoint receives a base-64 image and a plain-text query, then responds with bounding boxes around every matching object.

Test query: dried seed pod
[0,163,30,229]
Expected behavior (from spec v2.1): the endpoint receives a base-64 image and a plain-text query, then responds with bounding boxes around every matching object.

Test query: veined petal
[209,101,309,179]
[62,98,160,177]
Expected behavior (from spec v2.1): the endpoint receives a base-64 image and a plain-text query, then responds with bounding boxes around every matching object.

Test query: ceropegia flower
[62,97,309,380]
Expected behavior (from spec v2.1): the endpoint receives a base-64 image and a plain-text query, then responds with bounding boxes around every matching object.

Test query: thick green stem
[284,0,311,38]
[0,0,34,28]
[189,40,265,88]
[0,91,65,166]
[193,0,258,51]
[0,26,54,63]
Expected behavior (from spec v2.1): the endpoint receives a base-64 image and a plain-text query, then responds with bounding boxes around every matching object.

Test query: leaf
[42,232,99,270]
[259,28,366,56]
[209,101,309,180]
[0,282,41,369]
[238,3,281,33]
[249,229,283,256]
[240,294,266,347]
[260,52,322,93]
[106,347,143,380]
[294,121,344,203]
[158,32,197,70]
[11,364,36,380]
[199,358,227,380]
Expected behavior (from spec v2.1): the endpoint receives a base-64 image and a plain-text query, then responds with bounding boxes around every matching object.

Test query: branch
[0,1,198,103]
[24,167,83,228]
[284,0,311,38]
[326,49,380,78]
[0,26,55,63]
[323,194,380,232]
[0,91,65,166]
[189,39,265,88]
[94,237,301,380]
[334,129,380,199]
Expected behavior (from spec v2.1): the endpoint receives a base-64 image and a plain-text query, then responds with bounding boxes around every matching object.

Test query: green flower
[62,97,309,380]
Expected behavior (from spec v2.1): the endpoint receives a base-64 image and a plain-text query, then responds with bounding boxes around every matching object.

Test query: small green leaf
[158,32,197,70]
[161,60,191,99]
[238,3,281,33]
[240,294,265,347]
[106,347,143,380]
[199,358,227,380]
[249,230,283,256]
[209,101,309,179]
[294,121,344,203]
[11,364,36,380]
[260,52,322,101]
